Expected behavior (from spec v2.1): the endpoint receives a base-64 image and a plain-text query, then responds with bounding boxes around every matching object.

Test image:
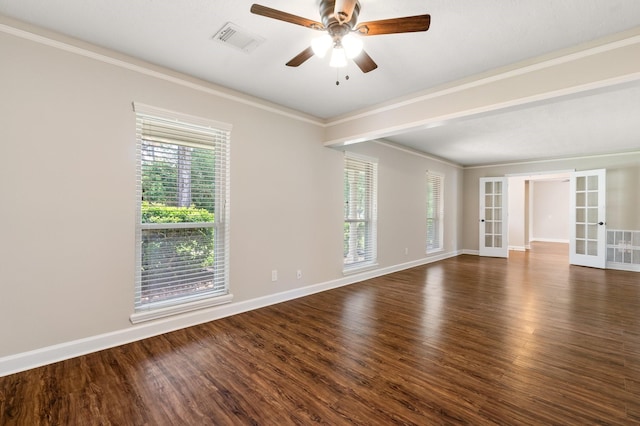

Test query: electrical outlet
[271,270,278,281]
[296,270,302,279]
[404,248,409,255]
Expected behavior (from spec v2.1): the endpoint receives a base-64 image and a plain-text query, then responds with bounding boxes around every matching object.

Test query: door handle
[598,221,605,226]
[480,219,485,222]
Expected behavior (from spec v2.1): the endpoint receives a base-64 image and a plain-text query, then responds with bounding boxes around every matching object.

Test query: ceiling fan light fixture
[311,34,333,57]
[342,33,363,59]
[329,46,347,68]
[250,1,431,73]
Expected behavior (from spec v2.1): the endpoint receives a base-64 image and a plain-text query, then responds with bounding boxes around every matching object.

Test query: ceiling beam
[323,27,640,147]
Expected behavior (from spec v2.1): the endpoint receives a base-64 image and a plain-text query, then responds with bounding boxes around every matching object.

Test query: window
[426,171,444,252]
[132,104,231,322]
[344,153,378,271]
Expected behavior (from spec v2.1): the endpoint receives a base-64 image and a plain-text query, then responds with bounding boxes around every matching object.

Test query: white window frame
[426,171,444,253]
[131,103,232,324]
[343,152,378,272]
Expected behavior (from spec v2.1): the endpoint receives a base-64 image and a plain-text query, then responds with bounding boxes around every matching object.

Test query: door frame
[569,169,607,268]
[479,177,509,258]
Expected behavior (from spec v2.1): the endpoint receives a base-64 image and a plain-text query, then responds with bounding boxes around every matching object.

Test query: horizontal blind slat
[135,108,230,311]
[344,153,377,268]
[427,172,444,251]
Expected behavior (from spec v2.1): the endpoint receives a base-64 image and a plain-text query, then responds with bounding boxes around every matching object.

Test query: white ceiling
[1,0,639,166]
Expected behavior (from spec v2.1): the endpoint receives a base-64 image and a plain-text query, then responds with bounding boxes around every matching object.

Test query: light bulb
[342,34,363,59]
[311,34,332,58]
[329,46,347,68]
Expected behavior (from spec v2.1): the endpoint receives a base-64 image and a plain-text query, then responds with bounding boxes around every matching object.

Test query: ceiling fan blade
[286,47,315,67]
[355,15,431,36]
[353,50,378,73]
[250,4,324,30]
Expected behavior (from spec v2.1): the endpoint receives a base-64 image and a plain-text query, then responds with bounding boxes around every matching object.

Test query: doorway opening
[482,169,607,268]
[507,172,571,256]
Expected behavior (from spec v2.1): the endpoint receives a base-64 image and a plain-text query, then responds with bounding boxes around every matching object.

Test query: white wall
[531,180,570,242]
[0,18,463,371]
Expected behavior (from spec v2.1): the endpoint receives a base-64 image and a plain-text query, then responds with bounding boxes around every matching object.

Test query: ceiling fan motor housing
[320,0,361,37]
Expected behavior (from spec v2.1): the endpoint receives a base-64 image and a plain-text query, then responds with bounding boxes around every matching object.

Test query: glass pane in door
[485,181,493,194]
[479,177,509,258]
[570,169,606,268]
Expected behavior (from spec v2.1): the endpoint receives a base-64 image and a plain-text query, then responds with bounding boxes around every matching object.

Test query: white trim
[509,246,526,252]
[342,263,380,276]
[373,140,462,169]
[0,250,461,377]
[531,238,570,244]
[426,248,445,256]
[343,150,378,164]
[607,263,640,273]
[0,21,324,127]
[130,294,233,324]
[462,249,480,256]
[505,170,574,178]
[133,102,233,131]
[464,149,640,170]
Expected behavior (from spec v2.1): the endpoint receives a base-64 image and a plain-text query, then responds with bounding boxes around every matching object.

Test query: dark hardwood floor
[2,242,640,425]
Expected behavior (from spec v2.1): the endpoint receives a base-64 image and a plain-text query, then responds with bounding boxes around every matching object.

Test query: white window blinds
[426,171,444,252]
[134,104,231,317]
[344,153,378,270]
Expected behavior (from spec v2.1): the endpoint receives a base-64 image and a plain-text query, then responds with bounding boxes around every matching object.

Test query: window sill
[343,262,379,276]
[130,293,233,324]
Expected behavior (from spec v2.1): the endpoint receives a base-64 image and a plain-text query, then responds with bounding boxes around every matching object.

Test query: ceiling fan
[250,0,431,73]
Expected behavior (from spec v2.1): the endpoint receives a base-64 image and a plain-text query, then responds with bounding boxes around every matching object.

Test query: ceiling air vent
[213,22,264,53]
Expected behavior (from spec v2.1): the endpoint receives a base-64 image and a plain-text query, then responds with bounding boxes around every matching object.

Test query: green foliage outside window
[141,202,214,266]
[139,142,217,303]
[142,201,213,224]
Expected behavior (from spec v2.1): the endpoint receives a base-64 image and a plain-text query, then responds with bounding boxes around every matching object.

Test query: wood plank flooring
[2,242,640,425]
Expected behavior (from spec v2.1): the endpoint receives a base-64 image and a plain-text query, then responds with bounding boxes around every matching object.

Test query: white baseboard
[461,249,479,256]
[607,262,640,272]
[530,238,569,244]
[509,246,526,252]
[0,250,461,377]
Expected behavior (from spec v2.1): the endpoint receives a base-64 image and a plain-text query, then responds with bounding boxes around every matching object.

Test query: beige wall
[508,177,527,250]
[2,16,635,368]
[463,154,640,251]
[342,142,464,261]
[0,27,327,356]
[0,21,463,361]
[531,180,570,242]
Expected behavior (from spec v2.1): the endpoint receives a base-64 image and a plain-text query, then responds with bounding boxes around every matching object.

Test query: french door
[479,177,509,258]
[570,169,606,268]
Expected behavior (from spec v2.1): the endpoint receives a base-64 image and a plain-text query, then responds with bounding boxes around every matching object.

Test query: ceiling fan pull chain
[336,68,351,86]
